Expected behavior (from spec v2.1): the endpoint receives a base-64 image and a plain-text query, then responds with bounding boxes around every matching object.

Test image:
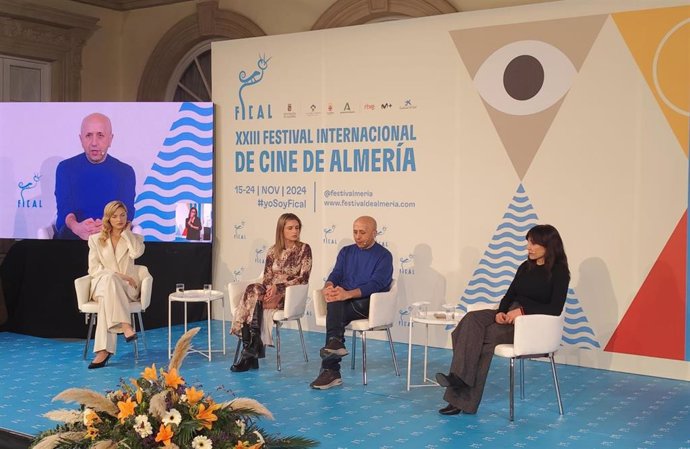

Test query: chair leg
[83,314,96,359]
[136,312,147,350]
[509,357,515,421]
[130,313,139,361]
[385,328,400,376]
[549,354,564,415]
[351,329,357,370]
[297,319,308,362]
[361,331,367,385]
[520,358,525,400]
[276,321,282,372]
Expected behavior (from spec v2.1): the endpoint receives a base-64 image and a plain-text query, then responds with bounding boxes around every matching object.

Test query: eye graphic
[474,40,576,116]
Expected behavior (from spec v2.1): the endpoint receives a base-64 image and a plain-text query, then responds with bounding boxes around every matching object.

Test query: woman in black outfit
[185,206,202,240]
[436,224,570,415]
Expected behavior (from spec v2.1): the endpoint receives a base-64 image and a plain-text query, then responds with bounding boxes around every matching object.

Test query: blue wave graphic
[477,260,520,270]
[180,102,213,116]
[566,306,584,315]
[488,241,526,251]
[143,177,212,191]
[136,206,176,219]
[496,222,535,233]
[151,163,212,177]
[512,195,529,203]
[467,278,512,288]
[137,221,177,234]
[136,191,212,204]
[492,231,526,240]
[503,212,539,221]
[157,147,213,162]
[563,325,597,335]
[507,203,534,213]
[562,336,601,348]
[473,268,517,278]
[565,316,591,325]
[170,117,214,132]
[483,250,526,260]
[464,287,509,296]
[163,132,213,146]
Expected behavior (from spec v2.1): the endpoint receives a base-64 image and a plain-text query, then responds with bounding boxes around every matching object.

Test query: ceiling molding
[71,0,190,11]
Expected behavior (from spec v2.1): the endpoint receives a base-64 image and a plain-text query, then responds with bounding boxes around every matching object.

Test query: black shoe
[309,369,343,390]
[125,333,138,343]
[319,337,348,361]
[230,356,259,372]
[439,404,462,415]
[88,352,112,369]
[435,372,467,388]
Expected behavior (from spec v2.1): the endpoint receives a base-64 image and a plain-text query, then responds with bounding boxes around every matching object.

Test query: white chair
[227,279,309,371]
[313,280,401,385]
[493,313,565,421]
[74,265,153,360]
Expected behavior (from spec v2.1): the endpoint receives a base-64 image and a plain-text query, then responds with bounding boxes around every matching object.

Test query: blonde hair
[273,213,302,257]
[98,200,128,244]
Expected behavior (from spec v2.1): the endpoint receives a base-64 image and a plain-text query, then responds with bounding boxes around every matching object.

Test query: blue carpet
[1,322,689,448]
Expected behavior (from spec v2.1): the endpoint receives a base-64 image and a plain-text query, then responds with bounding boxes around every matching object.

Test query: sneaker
[309,369,343,390]
[319,337,349,361]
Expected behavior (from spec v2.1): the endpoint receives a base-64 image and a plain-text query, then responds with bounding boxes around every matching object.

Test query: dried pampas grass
[53,388,118,416]
[225,397,274,420]
[89,440,117,449]
[43,409,82,424]
[168,327,200,372]
[33,431,85,449]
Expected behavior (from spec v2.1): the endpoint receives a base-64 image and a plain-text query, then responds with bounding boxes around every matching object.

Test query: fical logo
[399,254,415,275]
[255,245,267,265]
[232,267,245,282]
[235,54,272,121]
[17,173,42,208]
[376,225,389,248]
[323,225,336,245]
[233,221,246,240]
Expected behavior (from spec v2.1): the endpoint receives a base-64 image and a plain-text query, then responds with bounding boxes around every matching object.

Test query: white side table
[406,311,463,391]
[168,289,226,361]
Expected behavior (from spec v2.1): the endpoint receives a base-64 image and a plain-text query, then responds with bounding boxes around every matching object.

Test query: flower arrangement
[32,328,318,449]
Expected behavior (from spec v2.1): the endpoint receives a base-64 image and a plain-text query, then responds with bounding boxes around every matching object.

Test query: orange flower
[85,426,99,440]
[136,387,143,404]
[84,409,101,426]
[234,442,262,449]
[155,424,174,446]
[162,368,184,389]
[185,386,204,406]
[117,397,136,422]
[195,402,221,430]
[143,363,158,382]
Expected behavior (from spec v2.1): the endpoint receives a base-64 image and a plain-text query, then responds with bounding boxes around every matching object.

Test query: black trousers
[322,297,370,371]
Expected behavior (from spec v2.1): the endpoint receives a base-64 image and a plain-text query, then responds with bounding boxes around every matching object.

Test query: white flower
[82,408,93,425]
[254,430,265,444]
[133,415,153,438]
[192,435,213,449]
[162,408,182,426]
[235,419,246,435]
[179,394,188,403]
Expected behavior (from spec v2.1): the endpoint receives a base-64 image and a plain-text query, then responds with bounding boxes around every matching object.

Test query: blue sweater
[55,153,136,232]
[327,242,393,298]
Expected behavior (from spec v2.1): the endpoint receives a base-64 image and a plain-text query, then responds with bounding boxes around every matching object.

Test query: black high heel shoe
[88,352,112,369]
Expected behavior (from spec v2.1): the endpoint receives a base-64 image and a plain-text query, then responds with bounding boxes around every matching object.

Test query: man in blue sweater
[54,113,135,240]
[310,216,393,389]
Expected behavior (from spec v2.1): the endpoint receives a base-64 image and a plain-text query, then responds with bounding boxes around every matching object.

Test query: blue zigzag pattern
[458,184,600,350]
[133,102,213,242]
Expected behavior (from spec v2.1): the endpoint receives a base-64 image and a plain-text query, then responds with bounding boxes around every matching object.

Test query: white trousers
[92,273,139,354]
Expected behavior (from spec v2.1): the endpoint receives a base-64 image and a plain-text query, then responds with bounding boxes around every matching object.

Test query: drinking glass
[203,284,212,296]
[175,283,185,295]
[442,304,456,320]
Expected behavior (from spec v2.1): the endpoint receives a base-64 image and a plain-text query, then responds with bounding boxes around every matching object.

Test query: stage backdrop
[212,0,690,380]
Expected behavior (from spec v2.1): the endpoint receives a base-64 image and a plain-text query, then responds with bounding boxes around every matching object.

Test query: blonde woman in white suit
[87,200,145,369]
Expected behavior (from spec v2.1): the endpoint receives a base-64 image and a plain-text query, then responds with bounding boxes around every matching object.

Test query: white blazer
[88,229,145,298]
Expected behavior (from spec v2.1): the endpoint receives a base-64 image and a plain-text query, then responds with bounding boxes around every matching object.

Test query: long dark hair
[526,224,569,276]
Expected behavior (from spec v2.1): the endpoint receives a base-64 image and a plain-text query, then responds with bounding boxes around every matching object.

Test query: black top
[497,261,570,316]
[185,217,202,240]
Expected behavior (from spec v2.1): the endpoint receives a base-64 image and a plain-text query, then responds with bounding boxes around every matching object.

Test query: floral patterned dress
[231,242,312,345]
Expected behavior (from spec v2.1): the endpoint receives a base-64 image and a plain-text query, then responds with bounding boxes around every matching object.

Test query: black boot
[243,300,265,359]
[231,325,258,372]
